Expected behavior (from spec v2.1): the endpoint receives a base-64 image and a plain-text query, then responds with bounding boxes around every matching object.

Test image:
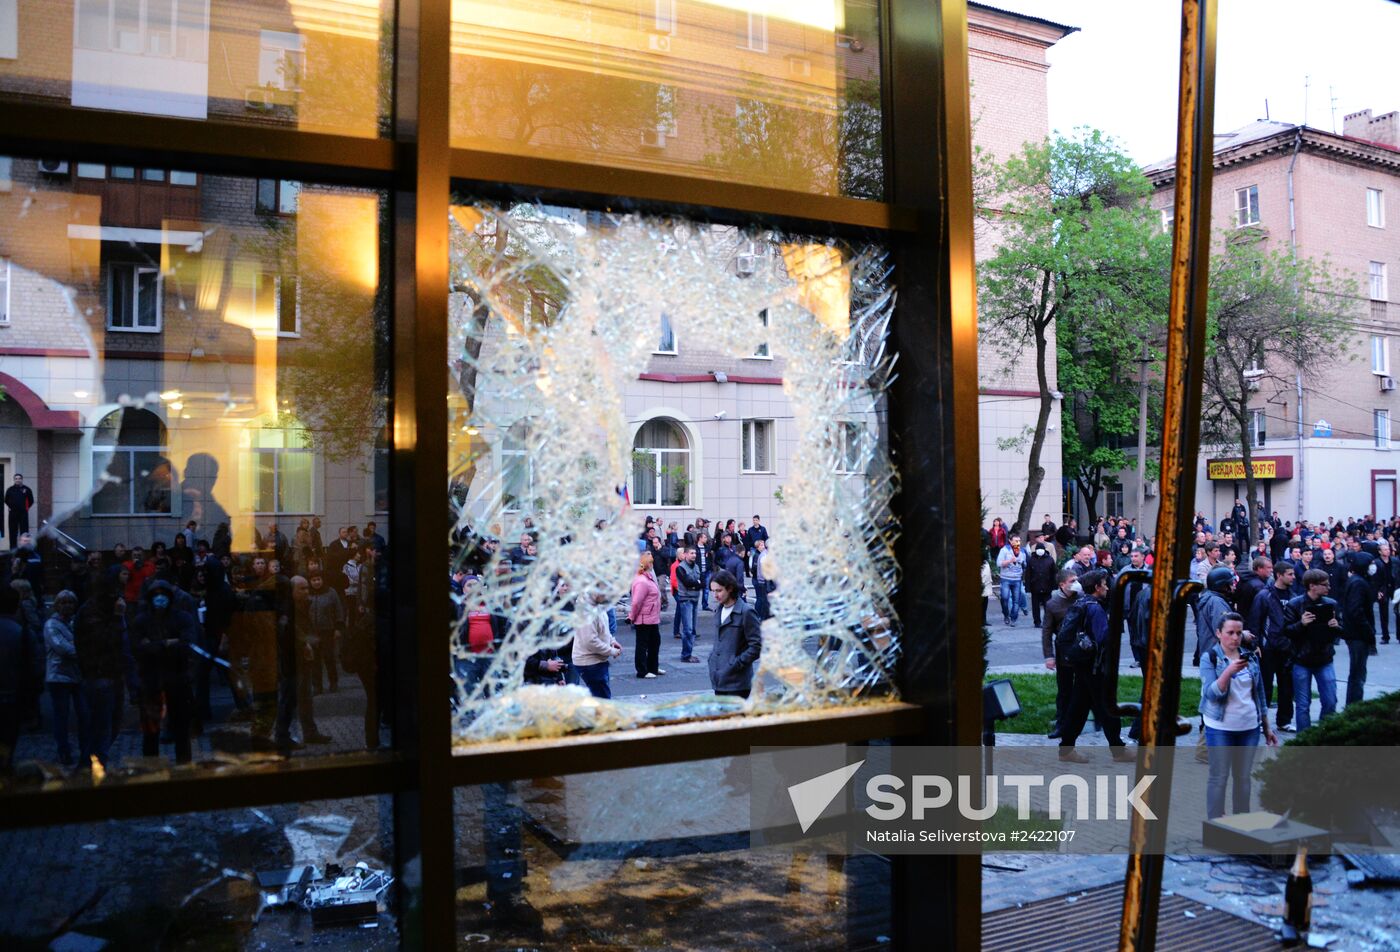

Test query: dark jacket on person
[1040,589,1078,659]
[0,616,26,703]
[1248,583,1293,655]
[1322,557,1349,596]
[524,646,567,685]
[1341,571,1377,646]
[709,599,762,694]
[720,550,747,598]
[1283,594,1339,668]
[674,561,702,603]
[1024,548,1058,596]
[1234,573,1268,622]
[1195,589,1234,657]
[75,596,127,683]
[130,581,197,684]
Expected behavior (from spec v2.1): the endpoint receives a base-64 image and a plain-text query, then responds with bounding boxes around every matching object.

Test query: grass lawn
[985,672,1202,736]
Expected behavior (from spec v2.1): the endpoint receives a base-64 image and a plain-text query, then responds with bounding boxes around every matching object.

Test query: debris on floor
[257,861,393,929]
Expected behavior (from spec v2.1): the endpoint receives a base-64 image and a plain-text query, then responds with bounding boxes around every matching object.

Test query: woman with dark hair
[1200,612,1277,819]
[706,569,762,699]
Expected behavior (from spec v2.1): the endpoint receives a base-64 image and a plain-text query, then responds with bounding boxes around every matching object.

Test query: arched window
[92,407,173,514]
[632,418,690,507]
[240,417,315,515]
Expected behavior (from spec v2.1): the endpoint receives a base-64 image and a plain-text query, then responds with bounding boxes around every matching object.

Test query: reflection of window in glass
[262,273,301,336]
[244,423,315,515]
[142,168,165,181]
[632,418,690,506]
[256,178,299,215]
[0,1,17,60]
[1250,408,1266,447]
[77,162,106,178]
[80,0,203,59]
[835,421,863,474]
[108,262,161,332]
[1373,335,1390,376]
[170,170,197,186]
[752,308,771,358]
[655,313,677,354]
[259,30,305,91]
[741,11,768,52]
[1234,184,1260,227]
[653,0,676,34]
[1370,261,1388,301]
[501,421,534,512]
[0,156,10,191]
[1377,409,1391,450]
[111,165,136,179]
[1368,188,1385,228]
[655,84,677,137]
[741,419,773,473]
[0,257,8,324]
[92,408,172,514]
[1159,208,1171,233]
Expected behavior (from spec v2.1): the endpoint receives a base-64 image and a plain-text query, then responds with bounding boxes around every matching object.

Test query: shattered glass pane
[0,796,396,948]
[448,203,900,746]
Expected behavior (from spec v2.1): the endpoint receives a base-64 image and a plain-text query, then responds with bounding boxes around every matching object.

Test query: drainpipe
[1287,128,1304,523]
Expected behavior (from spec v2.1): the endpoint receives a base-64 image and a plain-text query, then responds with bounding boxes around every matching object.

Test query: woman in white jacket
[573,590,622,699]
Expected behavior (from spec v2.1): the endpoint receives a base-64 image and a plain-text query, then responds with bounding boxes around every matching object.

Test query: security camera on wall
[714,410,727,420]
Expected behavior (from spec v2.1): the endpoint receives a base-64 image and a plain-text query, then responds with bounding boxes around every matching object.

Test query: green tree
[978,128,1169,534]
[1200,237,1360,544]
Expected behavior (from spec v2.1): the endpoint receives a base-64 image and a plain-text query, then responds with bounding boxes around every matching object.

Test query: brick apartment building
[0,1,1071,544]
[1123,110,1400,527]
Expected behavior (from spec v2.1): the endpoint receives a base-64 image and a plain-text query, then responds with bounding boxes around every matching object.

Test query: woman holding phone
[1199,612,1278,819]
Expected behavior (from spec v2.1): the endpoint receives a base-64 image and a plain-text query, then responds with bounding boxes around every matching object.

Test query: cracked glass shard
[448,203,900,746]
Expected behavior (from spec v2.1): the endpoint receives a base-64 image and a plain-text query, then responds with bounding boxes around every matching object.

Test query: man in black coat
[1341,551,1377,706]
[1234,556,1271,621]
[1023,535,1058,628]
[1375,541,1395,644]
[1248,561,1296,731]
[4,474,33,549]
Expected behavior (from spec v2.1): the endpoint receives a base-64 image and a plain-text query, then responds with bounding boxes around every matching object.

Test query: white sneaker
[643,673,657,679]
[655,669,667,676]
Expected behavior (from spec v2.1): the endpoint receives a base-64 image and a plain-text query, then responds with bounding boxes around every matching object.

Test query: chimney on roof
[1343,108,1400,147]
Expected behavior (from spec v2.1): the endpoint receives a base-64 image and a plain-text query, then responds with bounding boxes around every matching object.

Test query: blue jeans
[82,678,116,766]
[48,682,91,766]
[1205,726,1260,819]
[676,599,697,659]
[700,570,712,610]
[999,578,1024,622]
[1292,662,1337,731]
[577,661,611,699]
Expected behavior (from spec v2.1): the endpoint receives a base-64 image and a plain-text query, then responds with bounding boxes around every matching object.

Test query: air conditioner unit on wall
[245,87,274,112]
[736,254,758,275]
[37,159,69,175]
[1144,481,1158,497]
[648,33,671,53]
[1383,376,1397,392]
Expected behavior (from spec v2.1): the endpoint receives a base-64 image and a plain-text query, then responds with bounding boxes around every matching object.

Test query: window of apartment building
[752,308,771,358]
[741,419,774,473]
[741,11,768,52]
[256,178,299,215]
[655,313,677,354]
[1373,335,1391,376]
[1159,208,1171,233]
[1371,261,1389,301]
[501,420,534,512]
[243,421,315,515]
[1377,409,1392,450]
[1234,184,1260,227]
[266,273,301,336]
[834,421,863,474]
[653,0,676,34]
[0,257,9,324]
[1105,482,1124,518]
[0,156,11,191]
[632,418,691,506]
[76,0,207,59]
[91,407,172,515]
[655,84,678,137]
[259,31,305,91]
[107,262,161,332]
[1368,187,1386,228]
[75,164,195,184]
[0,0,15,60]
[1250,408,1266,447]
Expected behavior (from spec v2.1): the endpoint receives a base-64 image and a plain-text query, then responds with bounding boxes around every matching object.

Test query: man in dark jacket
[131,580,197,763]
[1341,551,1377,705]
[4,474,33,547]
[1234,556,1271,621]
[1248,561,1296,731]
[1040,569,1079,739]
[707,569,762,698]
[1054,570,1132,762]
[674,547,703,662]
[1283,569,1341,730]
[720,544,747,601]
[75,582,128,766]
[0,588,26,771]
[1115,551,1150,666]
[1024,536,1058,629]
[1320,546,1349,595]
[1195,566,1236,664]
[1375,541,1395,644]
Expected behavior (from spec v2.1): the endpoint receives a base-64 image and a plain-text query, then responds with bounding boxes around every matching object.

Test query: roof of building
[969,2,1079,39]
[1144,118,1400,184]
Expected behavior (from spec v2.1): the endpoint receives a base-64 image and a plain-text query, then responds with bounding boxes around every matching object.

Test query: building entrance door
[1376,475,1396,521]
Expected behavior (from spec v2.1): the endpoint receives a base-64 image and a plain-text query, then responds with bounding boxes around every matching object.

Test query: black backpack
[1055,599,1099,668]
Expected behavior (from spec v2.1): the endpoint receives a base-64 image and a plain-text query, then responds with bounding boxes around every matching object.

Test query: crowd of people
[987,505,1398,817]
[451,514,775,703]
[0,519,389,774]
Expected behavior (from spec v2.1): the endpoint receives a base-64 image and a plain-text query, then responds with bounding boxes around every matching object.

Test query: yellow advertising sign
[1207,459,1277,480]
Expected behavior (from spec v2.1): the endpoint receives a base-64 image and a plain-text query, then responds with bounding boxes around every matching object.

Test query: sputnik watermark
[865,772,1157,822]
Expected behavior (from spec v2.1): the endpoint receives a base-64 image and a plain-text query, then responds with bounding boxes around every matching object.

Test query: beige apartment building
[1123,110,1400,527]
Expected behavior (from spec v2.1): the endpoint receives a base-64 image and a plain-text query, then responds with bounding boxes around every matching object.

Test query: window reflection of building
[241,418,316,517]
[91,407,173,515]
[72,0,211,119]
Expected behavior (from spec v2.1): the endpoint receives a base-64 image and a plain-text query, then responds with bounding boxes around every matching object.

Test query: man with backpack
[1040,569,1079,740]
[1054,569,1133,762]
